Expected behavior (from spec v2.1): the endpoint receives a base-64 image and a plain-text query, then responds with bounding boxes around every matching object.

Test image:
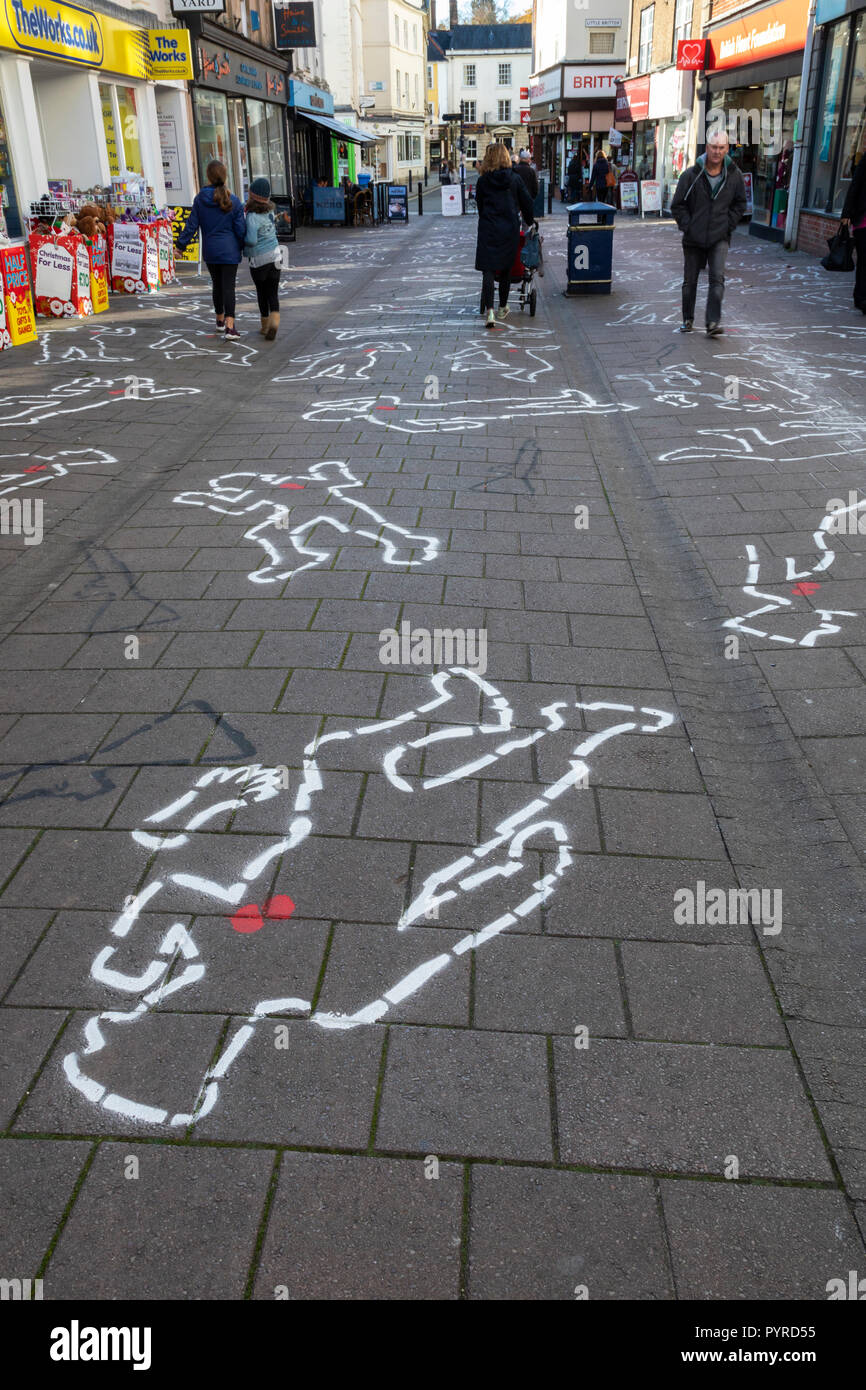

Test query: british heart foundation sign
[707,0,808,72]
[676,39,706,71]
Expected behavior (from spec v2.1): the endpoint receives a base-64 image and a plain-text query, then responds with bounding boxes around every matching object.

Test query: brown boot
[259,317,269,337]
[265,311,280,342]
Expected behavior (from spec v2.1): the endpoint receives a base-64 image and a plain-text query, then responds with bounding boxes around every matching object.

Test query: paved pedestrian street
[1,209,865,1303]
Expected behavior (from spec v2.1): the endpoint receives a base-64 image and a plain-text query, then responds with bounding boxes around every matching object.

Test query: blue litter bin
[565,200,616,295]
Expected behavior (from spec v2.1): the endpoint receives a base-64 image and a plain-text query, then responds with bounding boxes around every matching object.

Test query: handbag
[521,228,541,269]
[821,223,855,272]
[605,169,617,188]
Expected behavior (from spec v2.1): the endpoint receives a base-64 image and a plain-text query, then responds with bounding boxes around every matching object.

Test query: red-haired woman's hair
[206,160,232,212]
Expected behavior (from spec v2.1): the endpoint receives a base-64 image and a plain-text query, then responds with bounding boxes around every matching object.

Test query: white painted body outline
[723,498,865,646]
[148,329,259,366]
[445,340,562,383]
[302,389,637,433]
[0,449,117,498]
[272,340,413,382]
[0,377,199,426]
[37,326,137,365]
[61,671,676,1127]
[173,460,440,584]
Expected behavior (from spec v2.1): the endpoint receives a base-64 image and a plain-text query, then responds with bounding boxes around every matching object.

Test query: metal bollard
[418,184,423,215]
[409,171,413,192]
[424,167,428,187]
[547,180,553,216]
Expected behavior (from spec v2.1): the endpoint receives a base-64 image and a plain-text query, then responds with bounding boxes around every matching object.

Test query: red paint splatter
[791,581,821,596]
[376,405,396,410]
[230,895,295,933]
[279,482,305,489]
[23,465,47,473]
[744,394,759,400]
[230,904,264,934]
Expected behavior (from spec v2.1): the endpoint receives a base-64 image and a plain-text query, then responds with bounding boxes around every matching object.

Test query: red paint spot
[23,465,47,473]
[109,390,125,395]
[377,405,396,410]
[744,394,759,400]
[279,482,305,489]
[231,904,264,933]
[791,581,821,596]
[263,894,295,920]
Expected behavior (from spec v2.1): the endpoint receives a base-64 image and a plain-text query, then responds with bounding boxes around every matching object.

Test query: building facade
[529,0,630,191]
[0,0,197,237]
[616,0,698,205]
[360,0,428,181]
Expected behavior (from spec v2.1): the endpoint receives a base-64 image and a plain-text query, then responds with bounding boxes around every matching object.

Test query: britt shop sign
[562,67,624,96]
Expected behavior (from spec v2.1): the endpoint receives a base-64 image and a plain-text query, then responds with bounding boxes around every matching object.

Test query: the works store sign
[3,0,103,65]
[196,42,287,100]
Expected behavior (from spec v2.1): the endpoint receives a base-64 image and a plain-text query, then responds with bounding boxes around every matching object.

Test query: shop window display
[195,89,236,190]
[832,14,866,212]
[808,21,850,211]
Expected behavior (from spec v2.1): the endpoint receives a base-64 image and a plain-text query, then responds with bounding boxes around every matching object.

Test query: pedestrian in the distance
[244,177,282,341]
[670,130,746,337]
[177,160,246,340]
[566,151,582,203]
[840,154,866,315]
[475,142,536,328]
[515,148,539,202]
[588,148,610,201]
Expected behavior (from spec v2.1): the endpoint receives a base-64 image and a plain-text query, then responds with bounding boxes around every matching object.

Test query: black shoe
[679,320,693,333]
[706,322,724,337]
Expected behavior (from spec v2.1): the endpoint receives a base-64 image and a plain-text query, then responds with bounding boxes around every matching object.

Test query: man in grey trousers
[670,130,747,337]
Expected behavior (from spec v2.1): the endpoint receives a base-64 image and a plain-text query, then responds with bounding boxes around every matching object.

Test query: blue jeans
[682,240,729,326]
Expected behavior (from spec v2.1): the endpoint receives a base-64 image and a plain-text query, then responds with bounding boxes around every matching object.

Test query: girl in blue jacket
[243,177,281,341]
[178,161,246,339]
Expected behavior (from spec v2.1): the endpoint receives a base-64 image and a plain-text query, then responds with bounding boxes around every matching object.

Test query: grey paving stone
[183,669,287,712]
[317,922,470,1027]
[75,670,192,713]
[754,648,862,689]
[0,828,40,887]
[0,716,118,765]
[553,1038,832,1179]
[0,766,135,829]
[0,831,149,911]
[249,631,347,668]
[197,1020,383,1147]
[474,935,626,1037]
[0,1138,91,1274]
[597,789,728,858]
[531,646,671,687]
[0,672,98,714]
[468,1166,671,1300]
[0,908,51,996]
[0,1007,66,1127]
[157,631,260,667]
[15,1010,226,1136]
[376,1026,552,1161]
[660,1182,865,1300]
[776,687,866,738]
[44,1142,273,1299]
[621,943,785,1045]
[0,635,86,668]
[261,835,411,923]
[797,737,866,793]
[253,1152,463,1300]
[410,840,546,934]
[279,669,384,716]
[357,772,478,844]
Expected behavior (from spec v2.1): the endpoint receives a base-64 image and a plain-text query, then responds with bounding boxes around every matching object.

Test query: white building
[529,0,630,188]
[432,23,532,169]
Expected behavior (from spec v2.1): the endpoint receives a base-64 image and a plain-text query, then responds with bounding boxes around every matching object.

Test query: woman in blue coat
[178,161,246,339]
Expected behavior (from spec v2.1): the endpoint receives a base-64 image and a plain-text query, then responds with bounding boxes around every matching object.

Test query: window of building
[403,19,408,48]
[413,24,417,50]
[396,69,401,104]
[833,11,866,210]
[589,31,615,55]
[394,14,399,44]
[464,64,476,87]
[465,137,477,159]
[498,99,511,122]
[404,71,409,104]
[672,0,693,56]
[414,73,419,108]
[427,64,432,88]
[639,6,654,73]
[460,99,476,122]
[498,62,511,85]
[397,134,422,161]
[807,17,853,211]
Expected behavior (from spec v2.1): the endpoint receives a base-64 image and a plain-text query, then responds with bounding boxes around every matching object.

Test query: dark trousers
[481,266,512,311]
[250,263,281,316]
[854,226,866,310]
[206,262,238,319]
[682,240,729,326]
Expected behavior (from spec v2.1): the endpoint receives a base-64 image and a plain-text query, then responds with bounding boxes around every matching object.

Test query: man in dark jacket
[671,130,747,336]
[475,143,536,327]
[566,153,583,203]
[841,154,866,314]
[515,150,539,201]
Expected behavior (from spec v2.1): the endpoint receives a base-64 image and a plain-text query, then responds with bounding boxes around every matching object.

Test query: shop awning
[297,111,378,145]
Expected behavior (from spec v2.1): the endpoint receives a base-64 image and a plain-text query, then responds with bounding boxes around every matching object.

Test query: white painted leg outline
[63,674,674,1127]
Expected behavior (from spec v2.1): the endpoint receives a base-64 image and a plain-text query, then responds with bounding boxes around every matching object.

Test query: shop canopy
[298,112,378,145]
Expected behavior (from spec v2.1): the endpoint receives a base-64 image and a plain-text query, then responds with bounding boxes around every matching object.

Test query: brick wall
[629,0,702,76]
[797,210,839,258]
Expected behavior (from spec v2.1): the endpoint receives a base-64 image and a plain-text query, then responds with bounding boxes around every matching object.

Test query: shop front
[703,0,809,240]
[0,1,196,236]
[289,79,377,193]
[797,0,866,254]
[191,22,290,204]
[616,75,651,176]
[562,64,626,181]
